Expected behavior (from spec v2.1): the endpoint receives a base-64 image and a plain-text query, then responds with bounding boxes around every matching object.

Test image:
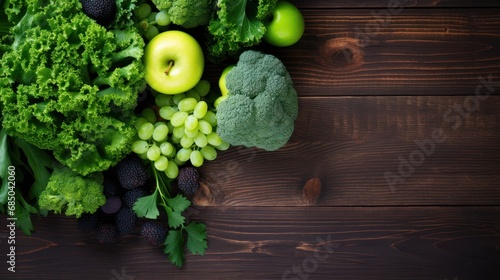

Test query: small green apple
[218,64,235,96]
[144,30,204,95]
[263,0,305,47]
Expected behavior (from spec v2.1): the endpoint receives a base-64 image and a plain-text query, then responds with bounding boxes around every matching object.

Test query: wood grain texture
[2,1,500,279]
[198,96,500,207]
[243,9,500,96]
[293,0,500,9]
[1,207,499,280]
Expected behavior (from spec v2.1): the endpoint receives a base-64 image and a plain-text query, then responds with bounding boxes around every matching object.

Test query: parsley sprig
[133,164,208,267]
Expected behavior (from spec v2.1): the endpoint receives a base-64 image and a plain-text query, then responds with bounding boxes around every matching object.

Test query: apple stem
[164,61,174,76]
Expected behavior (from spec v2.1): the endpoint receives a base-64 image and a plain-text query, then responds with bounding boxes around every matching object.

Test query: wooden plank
[227,8,500,96]
[197,96,500,207]
[2,207,499,279]
[293,0,500,9]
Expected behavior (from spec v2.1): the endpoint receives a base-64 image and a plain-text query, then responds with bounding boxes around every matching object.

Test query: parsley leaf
[164,229,185,268]
[165,194,190,213]
[185,222,208,255]
[133,190,159,219]
[165,207,185,229]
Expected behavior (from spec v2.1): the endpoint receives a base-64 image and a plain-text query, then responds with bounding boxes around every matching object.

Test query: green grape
[176,147,192,162]
[214,95,228,108]
[201,145,217,160]
[184,127,198,138]
[216,140,231,151]
[134,117,148,130]
[194,131,208,148]
[153,123,169,142]
[132,140,149,154]
[160,142,175,156]
[184,115,199,131]
[185,89,201,102]
[171,135,181,144]
[207,132,223,146]
[148,12,158,23]
[173,93,186,105]
[202,111,217,127]
[193,101,208,119]
[134,3,152,19]
[138,122,155,140]
[198,119,213,135]
[147,144,161,161]
[167,122,175,134]
[145,25,159,41]
[193,80,210,97]
[180,136,194,149]
[173,157,186,167]
[178,98,197,112]
[165,160,179,179]
[154,156,169,171]
[137,152,149,160]
[173,125,185,139]
[159,106,177,120]
[190,150,204,167]
[170,111,189,127]
[150,88,160,97]
[141,108,157,124]
[155,10,171,26]
[155,94,174,107]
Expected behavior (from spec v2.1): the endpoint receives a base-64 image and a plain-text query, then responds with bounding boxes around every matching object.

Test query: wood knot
[319,37,363,69]
[192,179,224,206]
[302,177,322,205]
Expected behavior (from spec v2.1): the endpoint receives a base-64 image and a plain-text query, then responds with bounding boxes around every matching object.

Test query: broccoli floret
[151,0,213,29]
[38,166,106,218]
[216,50,298,151]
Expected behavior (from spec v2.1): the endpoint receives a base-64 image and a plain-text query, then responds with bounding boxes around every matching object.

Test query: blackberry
[116,154,148,190]
[177,167,200,196]
[140,222,167,246]
[80,0,117,27]
[122,188,147,208]
[95,223,118,244]
[115,207,137,235]
[103,177,119,197]
[77,213,99,233]
[101,196,122,214]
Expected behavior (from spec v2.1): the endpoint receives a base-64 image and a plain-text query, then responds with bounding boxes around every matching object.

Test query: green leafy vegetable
[1,128,54,235]
[37,166,106,218]
[184,222,208,255]
[207,0,277,61]
[133,189,160,219]
[0,0,146,176]
[164,229,185,267]
[133,164,208,267]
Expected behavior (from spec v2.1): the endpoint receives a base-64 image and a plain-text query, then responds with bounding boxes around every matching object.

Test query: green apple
[218,64,235,96]
[144,30,204,95]
[263,0,305,47]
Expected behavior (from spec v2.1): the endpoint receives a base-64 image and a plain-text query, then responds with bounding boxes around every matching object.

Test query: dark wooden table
[2,1,500,279]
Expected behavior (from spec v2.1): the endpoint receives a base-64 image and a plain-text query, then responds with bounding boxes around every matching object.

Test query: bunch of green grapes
[133,3,172,41]
[132,80,230,179]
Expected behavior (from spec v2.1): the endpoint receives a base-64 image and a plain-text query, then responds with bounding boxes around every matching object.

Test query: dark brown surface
[1,1,500,279]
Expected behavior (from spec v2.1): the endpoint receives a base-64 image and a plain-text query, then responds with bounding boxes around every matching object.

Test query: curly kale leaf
[0,0,146,176]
